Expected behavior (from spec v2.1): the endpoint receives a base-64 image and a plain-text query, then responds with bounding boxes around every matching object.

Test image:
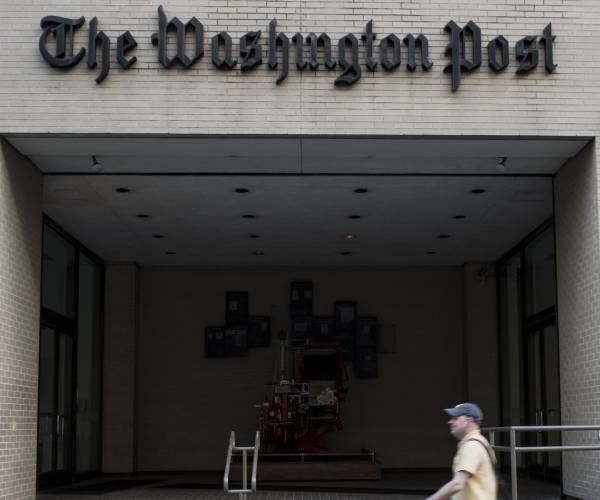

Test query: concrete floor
[37,471,563,500]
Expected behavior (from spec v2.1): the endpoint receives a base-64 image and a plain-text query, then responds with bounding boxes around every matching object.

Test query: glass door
[37,325,74,487]
[524,319,561,480]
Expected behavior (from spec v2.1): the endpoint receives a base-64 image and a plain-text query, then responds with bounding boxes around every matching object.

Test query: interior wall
[136,266,468,470]
[463,262,500,427]
[102,263,139,473]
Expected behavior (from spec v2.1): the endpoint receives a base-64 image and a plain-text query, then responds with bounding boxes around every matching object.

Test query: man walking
[426,402,497,500]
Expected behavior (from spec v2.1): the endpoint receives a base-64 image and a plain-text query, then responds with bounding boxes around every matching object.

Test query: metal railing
[224,431,261,499]
[483,425,600,500]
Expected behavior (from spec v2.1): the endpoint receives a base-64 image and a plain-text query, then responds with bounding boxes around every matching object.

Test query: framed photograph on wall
[334,301,357,332]
[226,290,248,325]
[248,316,270,348]
[205,326,226,358]
[225,326,248,356]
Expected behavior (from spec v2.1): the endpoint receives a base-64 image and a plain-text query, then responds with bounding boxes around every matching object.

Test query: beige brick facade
[1,0,600,498]
[0,0,597,136]
[555,142,600,500]
[0,139,42,500]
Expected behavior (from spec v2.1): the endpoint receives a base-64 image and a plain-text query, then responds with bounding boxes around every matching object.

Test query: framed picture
[312,316,334,340]
[334,301,357,332]
[225,326,248,356]
[205,326,226,358]
[248,316,270,348]
[356,316,378,348]
[290,281,313,317]
[291,316,313,342]
[226,290,248,325]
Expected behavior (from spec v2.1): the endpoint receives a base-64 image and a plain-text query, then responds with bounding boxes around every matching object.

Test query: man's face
[448,414,472,439]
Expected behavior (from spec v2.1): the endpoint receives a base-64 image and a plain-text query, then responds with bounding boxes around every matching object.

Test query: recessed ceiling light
[249,234,261,238]
[344,234,355,240]
[152,234,165,239]
[166,251,176,255]
[242,214,256,219]
[228,154,240,159]
[354,188,368,194]
[471,188,486,194]
[136,214,150,218]
[115,188,130,193]
[251,251,265,256]
[339,251,352,256]
[427,251,437,255]
[235,188,249,193]
[438,234,451,239]
[348,215,361,220]
[453,215,465,219]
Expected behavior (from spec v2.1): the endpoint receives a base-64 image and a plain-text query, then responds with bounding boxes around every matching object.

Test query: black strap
[467,438,497,467]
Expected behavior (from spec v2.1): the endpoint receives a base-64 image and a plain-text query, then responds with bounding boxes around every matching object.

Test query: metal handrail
[482,425,600,500]
[223,431,261,499]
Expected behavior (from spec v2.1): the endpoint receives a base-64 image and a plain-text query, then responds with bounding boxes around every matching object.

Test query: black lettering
[362,20,377,71]
[151,5,204,68]
[516,35,538,73]
[292,33,306,70]
[307,33,335,70]
[403,34,433,71]
[444,20,482,92]
[540,23,557,73]
[487,35,509,72]
[117,31,137,69]
[87,17,110,84]
[240,31,262,71]
[39,15,86,68]
[268,19,289,84]
[335,34,361,86]
[379,34,401,71]
[211,32,236,69]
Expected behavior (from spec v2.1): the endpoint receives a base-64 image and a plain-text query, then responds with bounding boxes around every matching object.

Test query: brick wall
[0,139,42,500]
[0,0,597,136]
[555,140,600,499]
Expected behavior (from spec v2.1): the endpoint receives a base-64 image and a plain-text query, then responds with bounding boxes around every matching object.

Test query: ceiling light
[354,188,368,194]
[453,215,465,219]
[242,214,256,219]
[91,155,102,172]
[344,234,355,240]
[495,157,507,173]
[348,215,361,220]
[339,251,352,256]
[136,214,149,218]
[166,251,176,255]
[438,234,450,239]
[249,234,261,238]
[471,188,486,194]
[235,188,249,193]
[115,187,130,193]
[251,251,265,256]
[427,251,437,255]
[152,234,164,239]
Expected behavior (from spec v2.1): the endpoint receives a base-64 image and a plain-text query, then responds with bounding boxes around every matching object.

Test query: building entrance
[38,323,74,487]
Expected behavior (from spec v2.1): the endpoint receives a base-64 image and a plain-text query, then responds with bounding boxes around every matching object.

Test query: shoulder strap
[467,438,497,467]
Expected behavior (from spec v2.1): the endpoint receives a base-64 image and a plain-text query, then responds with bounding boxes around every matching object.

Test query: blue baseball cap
[444,402,483,424]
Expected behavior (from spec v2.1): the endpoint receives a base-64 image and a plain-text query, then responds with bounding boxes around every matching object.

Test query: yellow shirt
[451,430,497,500]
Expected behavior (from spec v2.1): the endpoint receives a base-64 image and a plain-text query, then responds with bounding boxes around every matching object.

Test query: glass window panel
[525,226,557,316]
[75,255,102,473]
[42,226,75,317]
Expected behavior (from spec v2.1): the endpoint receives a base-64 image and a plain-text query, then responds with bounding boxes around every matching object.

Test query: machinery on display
[258,334,349,453]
